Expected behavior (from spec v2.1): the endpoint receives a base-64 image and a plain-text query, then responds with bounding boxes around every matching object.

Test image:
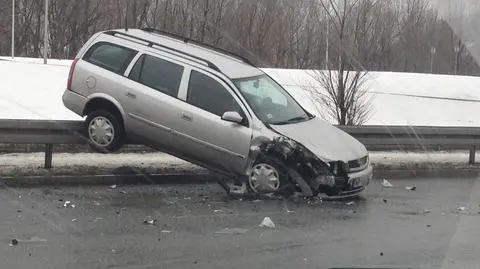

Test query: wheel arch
[83,94,126,126]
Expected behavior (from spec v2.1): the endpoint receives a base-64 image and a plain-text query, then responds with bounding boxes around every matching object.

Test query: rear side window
[84,42,136,74]
[128,54,184,97]
[187,70,242,117]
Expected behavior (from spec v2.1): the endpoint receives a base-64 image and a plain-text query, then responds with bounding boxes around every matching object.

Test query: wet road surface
[1,177,480,269]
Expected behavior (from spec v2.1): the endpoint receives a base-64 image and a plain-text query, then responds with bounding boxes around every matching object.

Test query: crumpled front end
[249,135,373,198]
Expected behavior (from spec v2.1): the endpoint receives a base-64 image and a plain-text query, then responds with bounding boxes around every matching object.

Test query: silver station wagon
[62,28,373,198]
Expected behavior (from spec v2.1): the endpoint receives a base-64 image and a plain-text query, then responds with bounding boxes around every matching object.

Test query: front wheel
[85,110,125,153]
[248,155,295,197]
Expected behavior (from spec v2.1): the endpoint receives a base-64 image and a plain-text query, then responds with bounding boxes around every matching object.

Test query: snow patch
[0,57,479,127]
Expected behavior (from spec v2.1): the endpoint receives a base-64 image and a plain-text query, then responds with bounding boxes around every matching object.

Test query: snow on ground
[1,57,480,126]
[264,69,480,126]
[0,152,203,177]
[0,57,79,120]
[0,151,477,177]
[0,56,72,67]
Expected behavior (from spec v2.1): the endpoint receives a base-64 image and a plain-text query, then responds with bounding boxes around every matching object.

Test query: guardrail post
[45,144,53,169]
[469,145,476,165]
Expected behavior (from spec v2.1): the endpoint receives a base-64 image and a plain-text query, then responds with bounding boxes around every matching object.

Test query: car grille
[348,156,369,171]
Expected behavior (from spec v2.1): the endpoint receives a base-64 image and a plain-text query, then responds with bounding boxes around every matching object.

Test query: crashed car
[62,28,373,198]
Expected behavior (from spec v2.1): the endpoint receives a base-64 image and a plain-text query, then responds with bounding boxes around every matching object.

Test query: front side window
[187,70,242,117]
[129,54,184,97]
[233,75,311,125]
[84,42,136,74]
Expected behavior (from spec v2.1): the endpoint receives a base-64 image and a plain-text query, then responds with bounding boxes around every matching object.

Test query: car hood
[270,117,368,163]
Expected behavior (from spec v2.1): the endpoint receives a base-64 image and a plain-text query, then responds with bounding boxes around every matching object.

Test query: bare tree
[308,0,372,126]
[0,0,479,75]
[308,70,371,125]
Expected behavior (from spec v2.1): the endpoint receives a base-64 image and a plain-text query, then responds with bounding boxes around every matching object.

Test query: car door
[174,68,253,174]
[122,53,188,152]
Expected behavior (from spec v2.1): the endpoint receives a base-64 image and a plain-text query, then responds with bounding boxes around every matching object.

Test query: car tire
[248,155,295,197]
[84,110,125,153]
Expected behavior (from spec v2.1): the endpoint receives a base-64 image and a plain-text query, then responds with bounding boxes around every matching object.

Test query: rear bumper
[62,89,87,116]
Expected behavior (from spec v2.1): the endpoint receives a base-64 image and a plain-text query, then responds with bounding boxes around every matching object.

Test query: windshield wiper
[287,116,308,122]
[272,116,309,125]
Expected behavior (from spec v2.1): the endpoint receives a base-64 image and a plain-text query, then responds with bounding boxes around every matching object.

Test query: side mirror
[221,111,243,124]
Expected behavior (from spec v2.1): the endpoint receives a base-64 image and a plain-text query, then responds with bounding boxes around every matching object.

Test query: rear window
[84,42,136,74]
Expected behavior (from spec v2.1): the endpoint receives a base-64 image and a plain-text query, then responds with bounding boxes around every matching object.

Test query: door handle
[181,112,193,121]
[125,92,136,99]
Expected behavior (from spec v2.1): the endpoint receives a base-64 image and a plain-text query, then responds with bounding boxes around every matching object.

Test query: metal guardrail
[0,120,478,168]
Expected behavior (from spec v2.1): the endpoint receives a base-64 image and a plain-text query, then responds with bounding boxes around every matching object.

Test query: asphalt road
[1,177,480,269]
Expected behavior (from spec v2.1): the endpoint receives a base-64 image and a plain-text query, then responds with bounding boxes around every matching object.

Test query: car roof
[108,29,263,79]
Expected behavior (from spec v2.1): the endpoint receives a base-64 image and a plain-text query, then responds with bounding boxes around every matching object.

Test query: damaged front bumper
[347,165,373,189]
[305,164,373,198]
[247,135,373,198]
[335,164,373,197]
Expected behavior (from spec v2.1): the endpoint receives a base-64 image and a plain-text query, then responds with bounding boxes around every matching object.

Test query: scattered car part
[406,186,417,191]
[259,217,275,228]
[9,239,18,247]
[382,179,393,188]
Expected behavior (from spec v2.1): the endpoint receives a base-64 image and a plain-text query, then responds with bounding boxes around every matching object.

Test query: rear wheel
[85,110,125,153]
[248,155,295,196]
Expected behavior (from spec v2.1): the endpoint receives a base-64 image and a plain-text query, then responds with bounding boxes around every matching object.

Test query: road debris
[115,207,127,215]
[259,217,275,228]
[380,252,384,256]
[16,209,22,213]
[346,201,355,206]
[424,209,431,214]
[229,183,247,195]
[63,201,75,208]
[405,186,417,191]
[214,209,226,213]
[215,228,249,235]
[109,184,117,189]
[383,199,388,203]
[143,218,157,226]
[9,239,18,247]
[72,218,78,222]
[457,207,466,212]
[382,179,393,188]
[427,224,432,227]
[119,190,128,194]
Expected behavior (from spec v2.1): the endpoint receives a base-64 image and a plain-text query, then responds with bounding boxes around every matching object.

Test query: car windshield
[233,75,310,125]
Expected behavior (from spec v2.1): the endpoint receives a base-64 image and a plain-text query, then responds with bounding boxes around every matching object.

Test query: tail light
[67,58,79,90]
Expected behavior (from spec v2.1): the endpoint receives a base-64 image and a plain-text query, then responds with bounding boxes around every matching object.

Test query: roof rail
[103,30,222,73]
[141,28,256,67]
